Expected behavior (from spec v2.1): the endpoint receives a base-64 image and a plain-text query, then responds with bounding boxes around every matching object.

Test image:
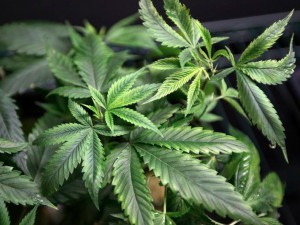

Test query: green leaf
[237,73,287,161]
[229,127,261,199]
[68,100,93,127]
[164,0,195,46]
[147,105,180,126]
[47,48,85,87]
[34,123,89,146]
[103,143,129,186]
[0,22,69,55]
[239,37,296,85]
[41,129,91,194]
[247,173,284,213]
[88,85,106,109]
[135,144,261,225]
[48,86,91,99]
[139,0,190,48]
[145,67,201,103]
[186,73,201,114]
[0,162,46,205]
[112,145,154,225]
[93,125,132,137]
[149,58,181,71]
[19,206,38,225]
[211,68,234,81]
[108,84,160,109]
[105,111,114,132]
[136,127,248,155]
[0,90,24,142]
[179,48,193,68]
[223,97,248,119]
[74,33,113,89]
[0,200,10,225]
[0,138,28,154]
[82,131,104,209]
[238,11,293,64]
[195,21,212,57]
[110,108,162,136]
[0,59,54,96]
[107,69,146,107]
[260,217,282,225]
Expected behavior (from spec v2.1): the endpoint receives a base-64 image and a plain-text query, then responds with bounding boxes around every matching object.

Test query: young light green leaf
[93,125,132,137]
[112,145,154,225]
[139,0,190,48]
[164,0,195,46]
[238,11,293,64]
[0,138,28,154]
[107,68,146,106]
[239,37,295,85]
[82,131,104,209]
[237,73,287,161]
[0,200,10,225]
[145,67,201,103]
[179,48,193,68]
[195,21,212,57]
[135,127,248,155]
[108,84,160,109]
[48,86,91,99]
[110,107,162,136]
[88,85,106,109]
[19,206,38,225]
[47,48,85,87]
[135,144,262,225]
[68,100,93,127]
[186,73,201,114]
[211,68,235,81]
[105,111,114,132]
[149,58,181,71]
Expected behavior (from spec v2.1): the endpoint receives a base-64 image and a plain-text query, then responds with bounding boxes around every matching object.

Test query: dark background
[1,0,300,225]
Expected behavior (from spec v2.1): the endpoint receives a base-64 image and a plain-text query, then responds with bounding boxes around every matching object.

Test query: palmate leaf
[74,33,113,89]
[82,131,104,208]
[0,59,54,96]
[0,89,24,142]
[48,86,91,99]
[239,37,296,85]
[139,0,190,48]
[237,73,287,161]
[145,67,201,103]
[134,144,262,225]
[110,108,162,136]
[135,127,248,155]
[112,145,154,225]
[0,162,46,206]
[47,48,85,87]
[19,206,38,225]
[0,200,10,225]
[41,128,91,194]
[0,138,28,154]
[238,11,293,64]
[164,0,196,47]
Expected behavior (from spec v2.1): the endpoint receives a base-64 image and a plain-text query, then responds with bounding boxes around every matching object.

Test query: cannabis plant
[0,0,296,224]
